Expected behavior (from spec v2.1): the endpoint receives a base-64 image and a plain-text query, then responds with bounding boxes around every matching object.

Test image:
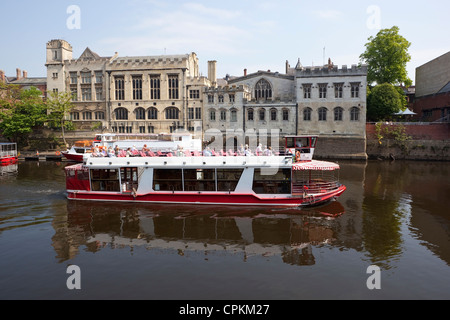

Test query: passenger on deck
[126,148,133,157]
[256,143,263,155]
[203,147,212,156]
[107,147,115,157]
[264,146,273,156]
[244,145,252,156]
[142,144,149,152]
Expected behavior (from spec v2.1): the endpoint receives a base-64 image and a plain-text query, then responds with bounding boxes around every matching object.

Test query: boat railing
[292,180,340,195]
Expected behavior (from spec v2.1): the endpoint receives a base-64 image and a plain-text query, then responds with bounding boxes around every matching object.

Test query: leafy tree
[360,26,412,87]
[367,83,403,122]
[46,91,75,147]
[0,85,46,144]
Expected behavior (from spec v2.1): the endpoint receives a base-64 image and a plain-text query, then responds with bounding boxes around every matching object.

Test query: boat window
[217,169,243,192]
[90,169,120,192]
[153,169,183,191]
[120,167,139,192]
[252,168,291,194]
[184,169,216,191]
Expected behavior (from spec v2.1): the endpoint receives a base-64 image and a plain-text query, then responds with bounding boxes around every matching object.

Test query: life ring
[55,151,61,155]
[295,150,301,162]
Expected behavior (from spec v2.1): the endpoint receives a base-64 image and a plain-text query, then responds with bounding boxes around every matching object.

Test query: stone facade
[45,39,367,157]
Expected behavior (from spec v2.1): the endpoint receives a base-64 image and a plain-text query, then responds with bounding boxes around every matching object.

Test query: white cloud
[313,10,343,19]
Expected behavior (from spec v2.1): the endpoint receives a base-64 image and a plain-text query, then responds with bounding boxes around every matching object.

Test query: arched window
[350,107,360,121]
[165,107,179,120]
[334,107,343,121]
[259,109,265,121]
[230,109,237,122]
[247,108,254,121]
[135,107,145,120]
[148,107,158,120]
[270,108,277,121]
[255,79,272,100]
[220,109,227,121]
[114,107,128,120]
[318,107,327,121]
[303,108,312,121]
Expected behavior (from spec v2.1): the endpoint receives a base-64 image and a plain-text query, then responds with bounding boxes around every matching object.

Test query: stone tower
[45,40,73,94]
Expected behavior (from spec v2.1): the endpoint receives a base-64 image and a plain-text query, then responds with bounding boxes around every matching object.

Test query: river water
[0,159,449,301]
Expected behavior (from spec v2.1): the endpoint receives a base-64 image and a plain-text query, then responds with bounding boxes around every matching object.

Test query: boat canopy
[292,160,340,171]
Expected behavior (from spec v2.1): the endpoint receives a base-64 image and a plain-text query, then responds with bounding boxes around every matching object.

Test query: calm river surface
[0,159,449,300]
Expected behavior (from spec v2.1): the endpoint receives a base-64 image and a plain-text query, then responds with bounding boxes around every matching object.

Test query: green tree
[0,85,46,145]
[367,83,403,122]
[360,26,412,87]
[46,91,75,147]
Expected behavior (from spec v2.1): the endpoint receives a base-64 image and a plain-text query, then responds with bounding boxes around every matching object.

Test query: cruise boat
[0,143,18,166]
[64,136,346,207]
[62,132,202,162]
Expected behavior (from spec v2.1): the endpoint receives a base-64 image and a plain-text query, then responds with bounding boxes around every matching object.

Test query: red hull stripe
[67,186,346,207]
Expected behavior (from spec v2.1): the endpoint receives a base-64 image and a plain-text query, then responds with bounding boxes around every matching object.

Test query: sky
[1,0,449,85]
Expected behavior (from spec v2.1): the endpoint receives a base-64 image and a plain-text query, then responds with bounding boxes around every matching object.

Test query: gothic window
[218,95,224,103]
[303,108,312,121]
[210,109,216,121]
[303,84,312,99]
[70,72,77,84]
[150,75,161,99]
[319,84,327,99]
[350,107,360,121]
[255,79,272,100]
[351,83,360,98]
[115,76,125,100]
[168,75,179,99]
[148,107,158,120]
[229,94,235,103]
[188,108,194,120]
[334,83,343,98]
[115,107,128,120]
[208,94,214,103]
[318,107,328,121]
[165,107,179,120]
[135,107,145,120]
[132,76,143,100]
[95,71,103,84]
[195,107,202,120]
[334,107,343,121]
[96,87,102,101]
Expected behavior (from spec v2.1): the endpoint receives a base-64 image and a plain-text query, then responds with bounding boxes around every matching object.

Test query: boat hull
[62,151,84,162]
[0,157,18,166]
[67,185,346,207]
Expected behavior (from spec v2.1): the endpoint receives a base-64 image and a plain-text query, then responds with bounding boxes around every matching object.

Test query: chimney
[0,70,5,83]
[207,60,217,87]
[23,70,28,78]
[16,68,21,80]
[244,68,247,76]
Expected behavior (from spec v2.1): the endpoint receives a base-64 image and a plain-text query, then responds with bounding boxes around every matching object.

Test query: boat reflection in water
[61,200,345,266]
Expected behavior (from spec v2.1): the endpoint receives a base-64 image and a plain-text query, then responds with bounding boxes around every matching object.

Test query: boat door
[120,167,139,193]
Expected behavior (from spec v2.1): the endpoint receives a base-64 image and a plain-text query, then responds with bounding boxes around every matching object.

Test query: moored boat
[0,143,18,166]
[65,136,346,207]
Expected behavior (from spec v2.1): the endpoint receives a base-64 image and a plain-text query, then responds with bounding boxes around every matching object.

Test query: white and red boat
[0,143,18,166]
[64,136,346,207]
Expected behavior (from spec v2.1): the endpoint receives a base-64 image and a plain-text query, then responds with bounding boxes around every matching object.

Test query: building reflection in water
[53,200,346,266]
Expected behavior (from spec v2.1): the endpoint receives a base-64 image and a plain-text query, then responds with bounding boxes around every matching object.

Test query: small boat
[62,140,94,162]
[65,136,346,207]
[0,143,18,166]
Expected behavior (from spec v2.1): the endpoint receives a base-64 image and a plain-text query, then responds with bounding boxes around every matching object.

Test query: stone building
[203,59,368,158]
[45,39,212,136]
[45,39,367,158]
